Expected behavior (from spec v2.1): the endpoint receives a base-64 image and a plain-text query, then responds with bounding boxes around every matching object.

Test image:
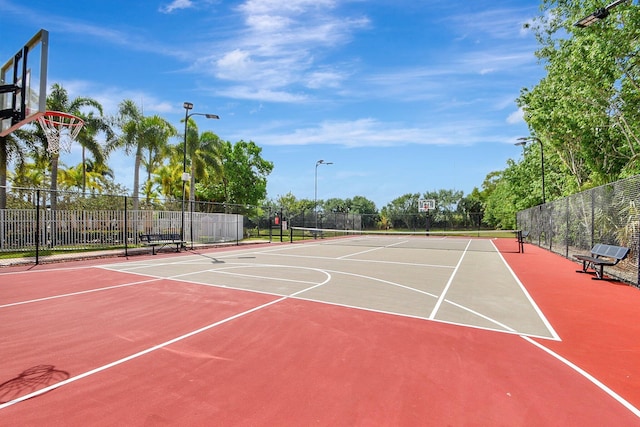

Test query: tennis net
[289,227,525,253]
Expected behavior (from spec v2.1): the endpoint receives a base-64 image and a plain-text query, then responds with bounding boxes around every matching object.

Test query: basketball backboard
[0,29,48,136]
[418,199,436,212]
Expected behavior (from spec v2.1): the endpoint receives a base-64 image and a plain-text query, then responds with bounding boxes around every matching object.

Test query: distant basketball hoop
[37,111,84,154]
[418,199,436,213]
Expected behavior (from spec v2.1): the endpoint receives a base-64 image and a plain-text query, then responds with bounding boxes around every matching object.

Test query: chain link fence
[517,175,640,287]
[0,187,280,265]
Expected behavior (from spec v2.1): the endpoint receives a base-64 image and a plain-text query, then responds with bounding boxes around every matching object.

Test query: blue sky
[1,0,544,209]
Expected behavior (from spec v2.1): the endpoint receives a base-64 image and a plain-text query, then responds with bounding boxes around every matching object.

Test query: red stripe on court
[0,268,152,306]
[1,247,640,425]
[496,239,640,411]
[2,295,639,425]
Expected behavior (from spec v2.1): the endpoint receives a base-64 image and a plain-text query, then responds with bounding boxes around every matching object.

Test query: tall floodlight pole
[314,159,333,228]
[181,102,220,249]
[516,137,546,204]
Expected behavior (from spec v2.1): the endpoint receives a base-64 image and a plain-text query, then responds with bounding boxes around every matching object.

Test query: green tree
[74,108,114,194]
[519,1,640,190]
[43,83,106,210]
[323,197,350,213]
[0,129,35,209]
[154,162,182,201]
[381,193,420,229]
[350,195,378,228]
[184,124,223,208]
[458,189,484,228]
[198,140,273,207]
[114,100,177,210]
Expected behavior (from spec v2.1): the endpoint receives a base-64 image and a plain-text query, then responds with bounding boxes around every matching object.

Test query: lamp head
[183,102,194,110]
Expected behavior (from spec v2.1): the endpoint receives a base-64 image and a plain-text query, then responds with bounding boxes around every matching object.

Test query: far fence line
[517,174,640,287]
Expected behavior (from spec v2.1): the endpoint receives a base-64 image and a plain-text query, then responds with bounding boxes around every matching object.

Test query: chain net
[37,112,84,154]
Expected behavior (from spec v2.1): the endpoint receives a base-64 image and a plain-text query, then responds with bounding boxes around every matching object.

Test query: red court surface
[1,241,640,426]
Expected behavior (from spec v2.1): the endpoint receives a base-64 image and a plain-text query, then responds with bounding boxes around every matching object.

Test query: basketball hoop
[418,199,436,213]
[37,111,84,154]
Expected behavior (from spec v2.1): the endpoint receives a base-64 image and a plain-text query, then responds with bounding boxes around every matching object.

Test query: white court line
[261,252,455,269]
[0,265,98,276]
[5,245,635,418]
[203,265,326,286]
[101,257,536,337]
[428,239,472,319]
[101,253,548,338]
[105,260,540,337]
[0,277,161,309]
[491,240,560,341]
[337,239,410,259]
[0,270,332,411]
[522,336,640,419]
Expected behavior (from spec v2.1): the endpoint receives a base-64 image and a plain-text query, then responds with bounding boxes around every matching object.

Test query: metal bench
[574,243,629,280]
[516,230,529,253]
[139,233,184,255]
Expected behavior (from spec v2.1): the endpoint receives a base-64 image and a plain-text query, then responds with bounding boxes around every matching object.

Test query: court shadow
[193,252,226,264]
[0,365,70,403]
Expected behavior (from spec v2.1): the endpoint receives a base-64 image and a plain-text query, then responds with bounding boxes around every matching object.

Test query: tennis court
[1,233,640,425]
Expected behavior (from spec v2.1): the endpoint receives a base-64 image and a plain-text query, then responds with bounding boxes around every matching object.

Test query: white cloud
[238,0,337,16]
[248,118,501,148]
[160,0,194,14]
[197,0,369,101]
[448,7,539,40]
[58,79,178,116]
[305,70,345,89]
[216,86,308,103]
[507,108,524,124]
[216,49,254,78]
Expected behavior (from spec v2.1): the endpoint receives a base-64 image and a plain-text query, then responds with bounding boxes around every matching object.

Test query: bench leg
[575,260,606,280]
[576,260,589,274]
[595,264,604,280]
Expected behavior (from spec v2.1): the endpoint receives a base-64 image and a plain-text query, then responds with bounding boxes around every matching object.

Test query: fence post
[35,189,40,265]
[637,223,640,288]
[124,196,128,257]
[590,190,595,247]
[190,200,194,250]
[268,207,272,243]
[565,198,569,258]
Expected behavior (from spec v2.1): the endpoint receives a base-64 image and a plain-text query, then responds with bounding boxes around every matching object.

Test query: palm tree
[154,162,182,200]
[84,158,114,193]
[184,119,223,210]
[58,164,84,191]
[114,100,176,211]
[0,129,36,209]
[75,110,114,194]
[43,83,107,211]
[141,125,173,205]
[9,154,49,205]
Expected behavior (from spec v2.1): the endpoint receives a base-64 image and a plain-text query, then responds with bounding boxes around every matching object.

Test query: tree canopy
[482,1,640,228]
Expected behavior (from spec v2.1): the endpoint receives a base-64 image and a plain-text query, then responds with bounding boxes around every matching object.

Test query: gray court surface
[102,237,559,340]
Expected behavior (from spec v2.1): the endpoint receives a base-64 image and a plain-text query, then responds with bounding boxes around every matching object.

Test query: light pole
[575,0,629,27]
[181,101,220,249]
[515,136,546,204]
[314,159,333,229]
